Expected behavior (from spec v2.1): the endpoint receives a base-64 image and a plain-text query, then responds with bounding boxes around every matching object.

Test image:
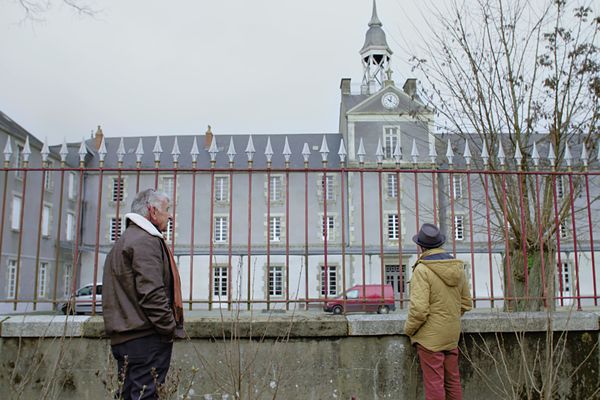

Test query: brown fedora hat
[412,223,446,249]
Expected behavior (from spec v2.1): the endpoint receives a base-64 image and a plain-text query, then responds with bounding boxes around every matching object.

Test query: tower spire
[360,0,393,95]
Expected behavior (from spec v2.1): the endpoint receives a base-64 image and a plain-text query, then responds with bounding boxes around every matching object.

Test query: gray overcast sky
[0,0,430,144]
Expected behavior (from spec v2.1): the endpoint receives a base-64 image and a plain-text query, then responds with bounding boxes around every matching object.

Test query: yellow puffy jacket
[404,248,472,352]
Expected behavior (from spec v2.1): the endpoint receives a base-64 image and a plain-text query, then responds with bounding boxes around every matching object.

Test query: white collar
[124,213,164,239]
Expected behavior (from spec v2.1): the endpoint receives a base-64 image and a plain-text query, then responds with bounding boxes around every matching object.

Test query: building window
[270,216,281,242]
[388,214,399,240]
[559,223,568,239]
[68,172,77,200]
[560,262,570,293]
[386,264,407,295]
[269,176,283,202]
[162,176,175,197]
[42,205,51,237]
[110,217,122,242]
[164,219,174,242]
[269,266,284,296]
[454,215,465,240]
[214,216,228,243]
[15,144,23,178]
[38,262,48,298]
[213,266,228,298]
[387,174,398,198]
[321,175,334,201]
[7,260,17,299]
[215,176,229,202]
[44,161,53,191]
[384,127,400,159]
[556,176,564,199]
[11,195,22,231]
[320,265,337,296]
[66,213,75,241]
[322,216,335,240]
[64,264,72,297]
[451,174,463,199]
[112,177,125,202]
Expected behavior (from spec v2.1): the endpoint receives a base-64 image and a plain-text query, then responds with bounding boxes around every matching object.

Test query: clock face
[382,93,399,109]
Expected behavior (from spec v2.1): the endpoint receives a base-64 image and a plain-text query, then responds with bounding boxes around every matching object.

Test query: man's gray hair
[131,189,170,217]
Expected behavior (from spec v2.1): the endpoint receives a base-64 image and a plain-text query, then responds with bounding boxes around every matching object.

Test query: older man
[103,189,184,400]
[404,223,472,400]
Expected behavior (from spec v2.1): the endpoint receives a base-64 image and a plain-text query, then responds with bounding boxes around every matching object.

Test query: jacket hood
[420,259,465,287]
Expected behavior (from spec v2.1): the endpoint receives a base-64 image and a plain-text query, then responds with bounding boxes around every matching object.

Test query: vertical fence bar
[359,168,366,302]
[340,166,347,310]
[267,169,272,309]
[552,173,564,306]
[285,168,290,310]
[516,170,529,298]
[431,170,438,225]
[171,170,178,254]
[396,170,404,308]
[227,169,234,310]
[304,167,309,309]
[247,167,253,310]
[14,167,28,310]
[208,168,215,310]
[500,172,513,308]
[567,171,582,310]
[91,167,105,315]
[583,170,597,305]
[52,169,65,309]
[413,169,420,234]
[0,168,8,276]
[533,172,548,309]
[483,172,495,308]
[448,170,456,257]
[33,169,47,310]
[378,168,385,306]
[188,167,197,310]
[323,169,328,301]
[466,170,476,307]
[70,167,85,307]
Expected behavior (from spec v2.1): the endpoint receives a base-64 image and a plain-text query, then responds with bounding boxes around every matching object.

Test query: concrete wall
[0,311,598,399]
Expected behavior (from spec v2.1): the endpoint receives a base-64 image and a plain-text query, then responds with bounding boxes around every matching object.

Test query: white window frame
[560,262,570,293]
[321,215,335,241]
[454,215,465,240]
[42,205,52,237]
[66,213,75,241]
[320,174,335,202]
[110,216,123,242]
[68,172,77,200]
[44,161,53,191]
[559,223,568,239]
[269,265,284,297]
[451,174,463,199]
[214,216,228,243]
[164,219,174,242]
[213,266,228,298]
[38,262,48,298]
[161,176,175,199]
[7,260,17,299]
[269,175,283,203]
[11,195,22,231]
[556,176,565,199]
[383,127,400,160]
[111,177,125,203]
[320,265,337,296]
[388,213,399,240]
[387,173,398,198]
[15,144,23,179]
[269,216,282,242]
[215,176,229,203]
[64,264,72,297]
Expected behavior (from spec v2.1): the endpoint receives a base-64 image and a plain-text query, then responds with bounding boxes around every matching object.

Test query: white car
[61,283,102,315]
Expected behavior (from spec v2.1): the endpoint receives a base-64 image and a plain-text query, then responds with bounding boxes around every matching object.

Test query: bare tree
[412,0,599,310]
[9,0,97,20]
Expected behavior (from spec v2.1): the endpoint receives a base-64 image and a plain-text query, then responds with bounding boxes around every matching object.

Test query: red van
[323,284,396,314]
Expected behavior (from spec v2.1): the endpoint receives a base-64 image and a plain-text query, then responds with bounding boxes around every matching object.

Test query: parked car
[323,284,396,315]
[61,283,102,315]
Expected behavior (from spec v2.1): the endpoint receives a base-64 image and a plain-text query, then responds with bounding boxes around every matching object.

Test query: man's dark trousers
[111,334,173,400]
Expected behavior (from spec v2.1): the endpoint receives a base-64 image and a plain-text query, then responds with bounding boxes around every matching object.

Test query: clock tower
[360,0,393,95]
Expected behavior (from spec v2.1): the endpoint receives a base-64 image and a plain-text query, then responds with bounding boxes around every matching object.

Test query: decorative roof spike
[357,138,366,164]
[116,137,126,163]
[153,136,163,162]
[227,137,237,164]
[41,138,50,163]
[78,138,87,163]
[338,138,347,163]
[445,141,454,165]
[411,138,419,164]
[190,137,200,163]
[481,139,489,165]
[208,136,219,162]
[581,144,589,167]
[245,136,255,162]
[514,143,523,167]
[22,137,32,163]
[60,139,69,163]
[171,137,181,163]
[497,141,505,166]
[302,142,311,163]
[375,138,384,163]
[564,142,572,167]
[283,137,292,163]
[428,140,437,164]
[3,137,12,163]
[319,135,330,163]
[463,140,472,166]
[393,139,402,163]
[548,143,556,166]
[531,141,540,167]
[265,137,274,163]
[98,136,107,163]
[135,138,144,163]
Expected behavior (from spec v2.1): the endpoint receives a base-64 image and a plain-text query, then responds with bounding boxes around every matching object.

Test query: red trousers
[416,344,463,400]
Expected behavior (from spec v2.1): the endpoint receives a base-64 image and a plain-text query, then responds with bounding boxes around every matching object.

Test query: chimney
[204,125,213,149]
[340,78,351,95]
[94,125,104,150]
[403,79,417,98]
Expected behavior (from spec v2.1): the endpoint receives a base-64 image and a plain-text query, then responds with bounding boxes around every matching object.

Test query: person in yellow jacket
[404,223,472,400]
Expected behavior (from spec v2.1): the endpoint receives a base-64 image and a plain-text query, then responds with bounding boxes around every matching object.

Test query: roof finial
[369,0,382,27]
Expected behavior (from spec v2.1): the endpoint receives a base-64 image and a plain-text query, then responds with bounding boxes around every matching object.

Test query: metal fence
[1,136,598,314]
